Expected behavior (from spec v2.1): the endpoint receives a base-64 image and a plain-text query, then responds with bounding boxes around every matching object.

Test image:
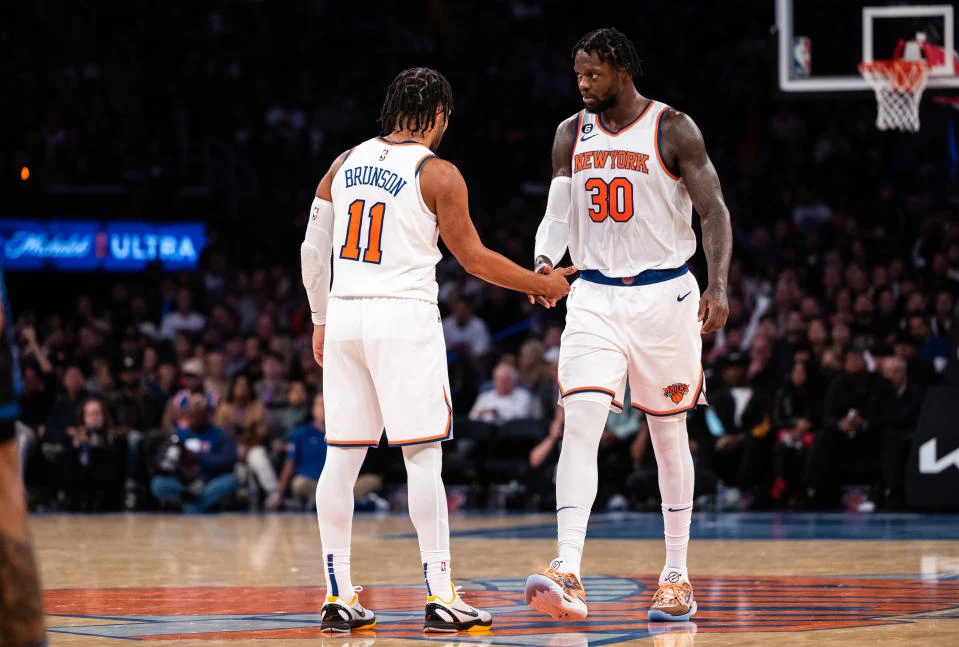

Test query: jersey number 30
[585,177,634,223]
[340,199,385,264]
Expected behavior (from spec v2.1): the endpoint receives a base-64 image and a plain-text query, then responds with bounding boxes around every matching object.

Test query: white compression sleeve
[300,197,335,325]
[533,176,572,268]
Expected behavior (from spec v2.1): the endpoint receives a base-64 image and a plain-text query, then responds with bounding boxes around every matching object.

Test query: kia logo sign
[0,220,206,271]
[919,438,959,474]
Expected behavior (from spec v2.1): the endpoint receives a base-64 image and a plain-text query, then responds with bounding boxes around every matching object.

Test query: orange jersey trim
[631,367,704,416]
[326,438,379,447]
[388,387,453,447]
[654,107,681,181]
[595,100,654,136]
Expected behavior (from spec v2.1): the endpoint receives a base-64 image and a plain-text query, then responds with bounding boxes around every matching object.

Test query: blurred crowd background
[4,0,958,514]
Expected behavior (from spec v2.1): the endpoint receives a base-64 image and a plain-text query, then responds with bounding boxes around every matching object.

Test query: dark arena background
[4,1,959,645]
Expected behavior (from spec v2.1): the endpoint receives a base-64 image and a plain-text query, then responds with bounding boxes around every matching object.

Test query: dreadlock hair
[572,28,643,78]
[378,67,454,136]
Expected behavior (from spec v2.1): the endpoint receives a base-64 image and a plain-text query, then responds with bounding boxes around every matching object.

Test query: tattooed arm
[661,110,732,334]
[0,440,46,646]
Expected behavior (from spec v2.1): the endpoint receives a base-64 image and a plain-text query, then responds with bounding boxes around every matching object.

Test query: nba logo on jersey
[663,383,689,404]
[379,149,389,161]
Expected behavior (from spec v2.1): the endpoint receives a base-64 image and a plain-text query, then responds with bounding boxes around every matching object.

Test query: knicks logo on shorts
[663,383,690,404]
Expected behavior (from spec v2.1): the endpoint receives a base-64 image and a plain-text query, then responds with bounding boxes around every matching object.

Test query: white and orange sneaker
[524,560,588,621]
[648,580,697,622]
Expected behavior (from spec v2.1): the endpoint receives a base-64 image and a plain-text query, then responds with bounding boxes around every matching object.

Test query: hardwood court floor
[37,512,959,646]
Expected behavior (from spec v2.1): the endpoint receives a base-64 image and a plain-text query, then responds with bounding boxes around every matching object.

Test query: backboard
[775,0,958,93]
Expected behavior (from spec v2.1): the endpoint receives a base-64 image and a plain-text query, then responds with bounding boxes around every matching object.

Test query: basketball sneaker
[423,585,493,633]
[524,560,588,621]
[320,587,376,633]
[648,580,697,622]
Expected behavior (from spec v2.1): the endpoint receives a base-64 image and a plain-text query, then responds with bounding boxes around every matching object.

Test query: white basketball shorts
[323,297,452,447]
[558,269,707,417]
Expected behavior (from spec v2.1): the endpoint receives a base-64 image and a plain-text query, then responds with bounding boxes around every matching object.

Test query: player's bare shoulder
[658,109,707,169]
[551,114,580,177]
[417,155,465,214]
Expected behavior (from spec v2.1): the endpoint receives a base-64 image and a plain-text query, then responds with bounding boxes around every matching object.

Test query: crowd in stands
[6,1,958,513]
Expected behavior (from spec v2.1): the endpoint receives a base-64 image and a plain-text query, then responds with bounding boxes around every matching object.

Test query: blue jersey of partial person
[172,423,237,481]
[288,422,328,480]
[342,164,408,197]
[0,268,22,421]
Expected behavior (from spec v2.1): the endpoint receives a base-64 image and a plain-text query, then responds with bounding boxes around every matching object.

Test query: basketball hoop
[859,60,931,132]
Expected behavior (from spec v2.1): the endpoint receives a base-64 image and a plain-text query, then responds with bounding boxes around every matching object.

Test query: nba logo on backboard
[792,36,811,78]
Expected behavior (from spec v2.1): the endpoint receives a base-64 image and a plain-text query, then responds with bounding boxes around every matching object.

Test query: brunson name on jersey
[343,165,409,197]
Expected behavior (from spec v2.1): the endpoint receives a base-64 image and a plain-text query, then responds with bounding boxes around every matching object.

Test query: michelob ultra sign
[0,220,206,271]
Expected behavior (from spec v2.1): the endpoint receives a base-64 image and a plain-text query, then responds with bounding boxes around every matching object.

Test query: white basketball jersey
[569,101,696,276]
[330,137,441,303]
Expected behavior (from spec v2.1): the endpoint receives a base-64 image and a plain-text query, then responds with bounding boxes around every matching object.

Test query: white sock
[316,446,368,600]
[325,550,354,600]
[555,399,609,579]
[403,443,452,598]
[648,414,695,582]
[422,549,453,601]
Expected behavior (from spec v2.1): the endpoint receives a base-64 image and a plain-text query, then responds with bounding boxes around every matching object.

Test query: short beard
[585,92,617,114]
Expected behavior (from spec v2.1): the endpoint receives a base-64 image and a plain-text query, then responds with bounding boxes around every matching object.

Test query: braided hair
[378,67,454,136]
[572,28,643,78]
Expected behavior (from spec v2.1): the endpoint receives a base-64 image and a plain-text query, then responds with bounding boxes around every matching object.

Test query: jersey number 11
[340,199,385,264]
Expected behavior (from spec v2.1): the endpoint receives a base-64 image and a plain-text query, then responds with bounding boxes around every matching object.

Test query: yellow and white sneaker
[424,585,493,633]
[320,587,376,633]
[524,560,588,621]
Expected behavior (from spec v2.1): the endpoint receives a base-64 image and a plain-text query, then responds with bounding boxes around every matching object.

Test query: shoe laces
[653,583,684,605]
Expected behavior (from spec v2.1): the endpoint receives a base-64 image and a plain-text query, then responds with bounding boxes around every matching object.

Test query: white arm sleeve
[533,176,572,268]
[300,197,335,325]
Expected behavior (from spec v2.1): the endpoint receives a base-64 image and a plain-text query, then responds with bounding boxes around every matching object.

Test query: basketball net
[858,60,930,132]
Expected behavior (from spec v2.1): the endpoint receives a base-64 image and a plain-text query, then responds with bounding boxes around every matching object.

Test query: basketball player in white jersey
[524,29,732,622]
[301,68,574,634]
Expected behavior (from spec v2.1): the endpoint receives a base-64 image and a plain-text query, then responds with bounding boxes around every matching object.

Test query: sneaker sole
[648,600,697,622]
[423,619,492,633]
[319,620,376,633]
[524,574,588,621]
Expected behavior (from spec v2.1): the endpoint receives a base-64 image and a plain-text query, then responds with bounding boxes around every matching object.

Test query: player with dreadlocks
[524,28,732,622]
[302,67,574,633]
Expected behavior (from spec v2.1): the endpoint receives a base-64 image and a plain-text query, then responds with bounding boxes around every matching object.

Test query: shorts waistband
[579,265,688,287]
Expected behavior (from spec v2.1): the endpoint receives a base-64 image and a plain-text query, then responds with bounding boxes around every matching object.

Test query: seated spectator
[273,393,327,510]
[159,288,206,341]
[469,363,541,424]
[59,397,127,511]
[151,394,238,513]
[204,351,230,403]
[45,365,87,442]
[273,380,310,444]
[527,405,565,510]
[256,352,291,428]
[162,357,219,431]
[908,314,951,375]
[214,374,279,508]
[707,351,774,506]
[770,361,819,507]
[443,300,491,360]
[880,355,924,508]
[805,348,896,508]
